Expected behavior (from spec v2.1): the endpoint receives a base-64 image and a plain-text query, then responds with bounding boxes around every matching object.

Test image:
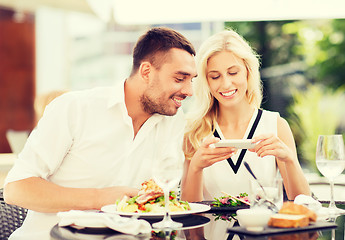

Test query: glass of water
[152,156,183,229]
[316,135,345,215]
[250,178,283,211]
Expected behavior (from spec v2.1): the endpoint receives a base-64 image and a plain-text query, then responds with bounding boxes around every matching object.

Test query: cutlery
[243,161,279,212]
[243,161,267,195]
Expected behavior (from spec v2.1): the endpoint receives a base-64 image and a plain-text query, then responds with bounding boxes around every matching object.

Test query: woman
[181,30,310,202]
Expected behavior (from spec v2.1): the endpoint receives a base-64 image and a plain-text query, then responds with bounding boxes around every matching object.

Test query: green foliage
[225,21,301,68]
[315,19,345,88]
[226,19,345,88]
[288,84,345,170]
[282,19,345,88]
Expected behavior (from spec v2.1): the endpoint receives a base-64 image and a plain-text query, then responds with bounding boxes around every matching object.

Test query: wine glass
[316,135,345,215]
[152,156,183,229]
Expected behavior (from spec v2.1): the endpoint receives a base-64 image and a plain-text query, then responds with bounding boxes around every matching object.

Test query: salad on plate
[211,193,250,208]
[116,179,190,213]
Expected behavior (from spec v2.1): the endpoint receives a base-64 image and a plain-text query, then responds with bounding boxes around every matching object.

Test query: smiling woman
[181,29,311,203]
[206,51,249,109]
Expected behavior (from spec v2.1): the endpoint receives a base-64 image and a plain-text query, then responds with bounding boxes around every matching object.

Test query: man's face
[140,48,197,116]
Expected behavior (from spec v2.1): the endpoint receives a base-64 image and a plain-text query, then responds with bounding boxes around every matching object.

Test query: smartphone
[213,139,256,149]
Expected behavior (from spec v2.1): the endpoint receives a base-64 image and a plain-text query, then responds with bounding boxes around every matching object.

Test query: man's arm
[4,177,138,213]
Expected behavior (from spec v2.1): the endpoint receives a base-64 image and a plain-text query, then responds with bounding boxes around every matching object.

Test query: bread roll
[268,214,309,228]
[279,202,317,222]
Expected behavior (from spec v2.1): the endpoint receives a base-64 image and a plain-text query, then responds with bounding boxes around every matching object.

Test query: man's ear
[139,61,151,82]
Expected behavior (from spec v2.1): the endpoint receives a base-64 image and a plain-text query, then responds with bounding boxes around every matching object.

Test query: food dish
[267,202,318,228]
[101,203,211,219]
[116,179,190,213]
[278,201,317,222]
[268,214,309,228]
[211,193,250,207]
[214,139,256,149]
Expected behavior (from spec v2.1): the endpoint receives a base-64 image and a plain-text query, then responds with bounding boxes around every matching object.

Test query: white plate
[101,203,211,219]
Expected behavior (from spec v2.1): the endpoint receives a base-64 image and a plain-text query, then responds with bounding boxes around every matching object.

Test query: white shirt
[203,109,279,200]
[5,80,186,240]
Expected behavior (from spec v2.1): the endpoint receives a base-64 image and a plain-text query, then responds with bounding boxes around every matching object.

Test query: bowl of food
[236,208,273,231]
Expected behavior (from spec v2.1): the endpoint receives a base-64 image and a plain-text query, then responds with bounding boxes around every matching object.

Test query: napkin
[294,194,322,211]
[294,194,329,220]
[57,210,152,235]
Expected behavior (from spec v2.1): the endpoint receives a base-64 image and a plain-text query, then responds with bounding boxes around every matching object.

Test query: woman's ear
[139,61,151,83]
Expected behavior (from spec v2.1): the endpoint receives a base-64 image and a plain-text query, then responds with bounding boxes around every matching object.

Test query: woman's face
[206,51,248,108]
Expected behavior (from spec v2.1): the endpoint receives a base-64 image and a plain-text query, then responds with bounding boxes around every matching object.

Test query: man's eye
[176,78,184,82]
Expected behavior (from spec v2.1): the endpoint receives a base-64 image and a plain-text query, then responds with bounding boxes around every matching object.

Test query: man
[4,27,197,239]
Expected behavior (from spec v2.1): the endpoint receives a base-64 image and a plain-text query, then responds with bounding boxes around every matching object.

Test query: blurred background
[0,0,345,191]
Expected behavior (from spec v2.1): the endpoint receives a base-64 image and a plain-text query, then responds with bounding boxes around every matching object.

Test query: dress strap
[213,109,263,174]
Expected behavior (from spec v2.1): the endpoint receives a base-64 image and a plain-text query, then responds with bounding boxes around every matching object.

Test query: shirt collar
[107,79,166,122]
[107,80,126,109]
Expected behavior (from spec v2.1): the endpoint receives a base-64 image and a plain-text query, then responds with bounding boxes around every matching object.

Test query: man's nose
[181,80,193,97]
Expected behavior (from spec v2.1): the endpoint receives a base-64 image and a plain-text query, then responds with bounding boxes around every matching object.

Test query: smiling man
[4,27,197,240]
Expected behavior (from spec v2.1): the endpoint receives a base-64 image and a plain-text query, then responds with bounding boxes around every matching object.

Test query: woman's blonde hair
[184,29,262,160]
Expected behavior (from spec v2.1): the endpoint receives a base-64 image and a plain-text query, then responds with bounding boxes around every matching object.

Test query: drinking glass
[316,135,345,215]
[152,156,183,229]
[250,178,283,211]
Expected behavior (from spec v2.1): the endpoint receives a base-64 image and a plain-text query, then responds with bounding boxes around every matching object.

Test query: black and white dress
[203,109,280,200]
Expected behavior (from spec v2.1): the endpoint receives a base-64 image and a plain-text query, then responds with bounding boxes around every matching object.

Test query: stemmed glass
[152,156,183,229]
[316,135,345,215]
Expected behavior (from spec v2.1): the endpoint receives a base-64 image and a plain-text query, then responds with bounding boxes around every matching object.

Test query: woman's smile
[220,89,237,98]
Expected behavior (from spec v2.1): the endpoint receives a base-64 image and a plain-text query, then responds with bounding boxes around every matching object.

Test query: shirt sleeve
[5,93,79,185]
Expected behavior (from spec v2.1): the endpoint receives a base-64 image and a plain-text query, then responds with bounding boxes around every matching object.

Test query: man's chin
[160,107,179,116]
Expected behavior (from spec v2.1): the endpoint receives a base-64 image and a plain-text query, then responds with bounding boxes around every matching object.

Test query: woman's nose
[222,75,232,87]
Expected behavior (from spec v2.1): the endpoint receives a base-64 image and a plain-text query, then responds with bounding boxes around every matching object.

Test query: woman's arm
[276,117,311,199]
[181,137,236,202]
[251,117,311,200]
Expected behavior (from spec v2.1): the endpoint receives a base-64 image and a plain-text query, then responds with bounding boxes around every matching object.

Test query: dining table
[50,201,345,240]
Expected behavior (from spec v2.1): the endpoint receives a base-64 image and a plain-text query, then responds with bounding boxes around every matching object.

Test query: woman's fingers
[201,136,220,147]
[192,139,237,169]
[252,134,291,160]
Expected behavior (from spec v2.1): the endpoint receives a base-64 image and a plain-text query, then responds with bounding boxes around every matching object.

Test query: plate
[101,203,211,219]
[227,221,337,237]
[194,201,249,212]
[53,214,211,237]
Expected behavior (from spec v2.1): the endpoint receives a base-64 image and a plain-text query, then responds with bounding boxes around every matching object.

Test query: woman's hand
[249,134,294,163]
[190,137,236,171]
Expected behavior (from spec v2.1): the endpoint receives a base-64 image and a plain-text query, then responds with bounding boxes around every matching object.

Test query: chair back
[6,130,29,155]
[0,189,28,240]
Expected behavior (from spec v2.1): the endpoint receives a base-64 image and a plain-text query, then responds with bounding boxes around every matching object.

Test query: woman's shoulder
[260,109,292,134]
[260,109,280,118]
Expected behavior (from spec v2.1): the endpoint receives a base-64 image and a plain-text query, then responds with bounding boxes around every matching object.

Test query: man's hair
[130,27,196,75]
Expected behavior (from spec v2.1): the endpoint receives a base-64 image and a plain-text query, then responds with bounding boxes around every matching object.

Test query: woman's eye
[228,71,238,76]
[210,75,220,80]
